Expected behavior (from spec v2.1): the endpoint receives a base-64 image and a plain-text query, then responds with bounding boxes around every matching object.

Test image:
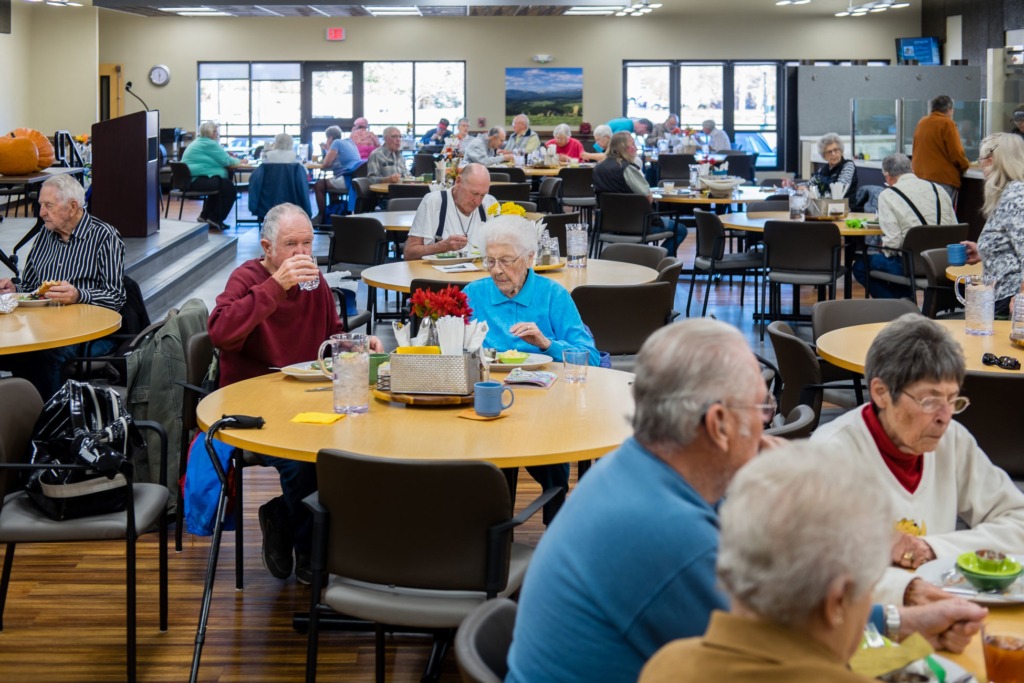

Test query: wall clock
[148,64,171,87]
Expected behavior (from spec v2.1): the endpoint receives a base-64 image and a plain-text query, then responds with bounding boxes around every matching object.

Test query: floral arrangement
[73,134,90,145]
[682,127,696,139]
[445,163,461,184]
[410,285,473,323]
[485,201,527,218]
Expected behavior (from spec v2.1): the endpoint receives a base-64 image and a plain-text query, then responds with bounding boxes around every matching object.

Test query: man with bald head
[404,163,498,260]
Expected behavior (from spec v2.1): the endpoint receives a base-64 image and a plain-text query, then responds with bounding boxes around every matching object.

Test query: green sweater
[181,137,236,179]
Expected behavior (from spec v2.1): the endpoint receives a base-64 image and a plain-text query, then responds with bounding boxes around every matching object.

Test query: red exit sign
[326,27,346,41]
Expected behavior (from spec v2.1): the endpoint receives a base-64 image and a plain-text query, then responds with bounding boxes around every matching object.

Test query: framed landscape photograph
[505,67,583,127]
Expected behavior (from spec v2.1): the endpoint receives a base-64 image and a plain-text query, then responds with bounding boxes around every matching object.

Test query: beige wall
[0,1,32,133]
[98,9,921,133]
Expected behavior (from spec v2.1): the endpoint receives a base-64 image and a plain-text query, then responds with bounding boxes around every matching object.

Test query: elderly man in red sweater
[911,95,971,201]
[209,202,382,583]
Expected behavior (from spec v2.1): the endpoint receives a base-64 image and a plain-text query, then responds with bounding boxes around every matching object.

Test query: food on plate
[434,252,463,259]
[29,280,60,299]
[845,218,864,229]
[497,350,530,364]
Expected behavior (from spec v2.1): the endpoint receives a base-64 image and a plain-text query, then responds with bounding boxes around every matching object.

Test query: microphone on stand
[125,80,152,112]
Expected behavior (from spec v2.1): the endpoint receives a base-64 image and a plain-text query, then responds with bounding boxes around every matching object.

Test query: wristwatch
[884,604,901,641]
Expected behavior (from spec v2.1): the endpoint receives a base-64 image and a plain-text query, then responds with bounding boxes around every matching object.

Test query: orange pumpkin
[8,128,55,170]
[0,135,39,175]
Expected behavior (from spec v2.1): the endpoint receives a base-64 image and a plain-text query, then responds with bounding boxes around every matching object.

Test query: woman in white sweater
[812,313,1024,605]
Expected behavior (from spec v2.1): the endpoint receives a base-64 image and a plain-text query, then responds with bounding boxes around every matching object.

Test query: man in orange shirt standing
[910,95,971,202]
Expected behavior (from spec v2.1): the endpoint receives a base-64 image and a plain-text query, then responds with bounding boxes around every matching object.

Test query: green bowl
[956,551,1023,591]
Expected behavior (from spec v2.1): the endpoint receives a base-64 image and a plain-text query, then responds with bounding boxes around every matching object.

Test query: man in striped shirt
[0,174,125,397]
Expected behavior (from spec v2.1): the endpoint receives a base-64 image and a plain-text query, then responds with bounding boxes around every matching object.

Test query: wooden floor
[0,465,555,682]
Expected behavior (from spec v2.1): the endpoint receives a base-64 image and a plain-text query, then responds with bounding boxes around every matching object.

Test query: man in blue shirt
[505,319,986,683]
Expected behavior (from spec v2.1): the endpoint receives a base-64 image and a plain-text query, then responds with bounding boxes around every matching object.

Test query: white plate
[16,298,52,308]
[487,353,553,371]
[915,555,1024,604]
[422,254,478,265]
[281,361,330,382]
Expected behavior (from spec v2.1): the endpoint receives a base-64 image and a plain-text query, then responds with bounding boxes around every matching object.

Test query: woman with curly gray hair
[810,132,858,200]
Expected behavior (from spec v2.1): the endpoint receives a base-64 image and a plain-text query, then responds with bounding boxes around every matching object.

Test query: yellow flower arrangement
[486,201,527,218]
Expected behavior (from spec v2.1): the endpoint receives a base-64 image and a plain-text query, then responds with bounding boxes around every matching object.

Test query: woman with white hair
[545,123,584,161]
[641,443,892,682]
[179,120,248,229]
[811,132,858,200]
[463,215,599,525]
[263,133,298,164]
[582,124,613,162]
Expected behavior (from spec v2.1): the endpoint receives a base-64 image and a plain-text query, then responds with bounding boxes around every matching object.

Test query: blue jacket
[248,163,312,219]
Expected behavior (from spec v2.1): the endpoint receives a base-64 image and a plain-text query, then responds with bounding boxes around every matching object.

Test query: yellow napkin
[291,412,346,424]
[458,409,507,421]
[849,632,934,678]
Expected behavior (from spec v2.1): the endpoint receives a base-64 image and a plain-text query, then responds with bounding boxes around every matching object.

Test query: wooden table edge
[1,312,121,355]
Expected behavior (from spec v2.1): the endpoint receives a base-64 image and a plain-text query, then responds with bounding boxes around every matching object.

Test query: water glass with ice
[955,274,995,336]
[318,333,370,413]
[566,223,588,268]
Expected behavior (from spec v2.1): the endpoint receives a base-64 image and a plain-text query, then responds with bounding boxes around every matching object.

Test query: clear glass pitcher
[955,274,995,336]
[317,333,370,413]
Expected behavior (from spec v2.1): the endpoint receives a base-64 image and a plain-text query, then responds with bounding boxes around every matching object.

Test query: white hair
[817,132,844,156]
[41,174,86,208]
[480,214,538,256]
[198,121,219,139]
[593,124,612,141]
[553,123,572,138]
[261,202,312,243]
[271,133,294,151]
[717,442,892,627]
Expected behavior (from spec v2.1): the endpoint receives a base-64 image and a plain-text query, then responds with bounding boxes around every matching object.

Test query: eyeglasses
[728,392,778,424]
[482,254,523,270]
[900,390,971,415]
[983,353,1021,370]
[823,147,843,156]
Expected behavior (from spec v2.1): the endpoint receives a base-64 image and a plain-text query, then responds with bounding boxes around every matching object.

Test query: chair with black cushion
[864,224,968,301]
[656,153,696,184]
[746,200,789,213]
[488,182,531,203]
[571,282,676,370]
[411,154,437,178]
[350,177,377,214]
[764,405,816,439]
[487,171,510,183]
[303,449,557,683]
[531,176,562,213]
[594,193,674,255]
[541,212,581,255]
[0,377,169,683]
[386,197,423,212]
[557,167,597,228]
[920,248,962,318]
[501,167,527,183]
[765,193,790,202]
[327,216,389,326]
[166,161,218,220]
[599,243,667,270]
[717,152,756,183]
[686,209,762,318]
[656,256,683,284]
[760,220,842,340]
[957,372,1024,480]
[455,598,517,683]
[766,321,827,430]
[246,163,312,223]
[66,275,153,384]
[388,183,430,201]
[174,331,213,553]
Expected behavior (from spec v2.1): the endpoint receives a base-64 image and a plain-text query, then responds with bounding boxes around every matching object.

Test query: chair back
[656,153,696,182]
[411,153,436,177]
[597,193,652,237]
[920,248,960,317]
[508,200,537,213]
[388,184,430,200]
[316,449,515,592]
[655,256,683,284]
[169,162,192,191]
[746,200,789,213]
[957,372,1024,479]
[455,598,517,683]
[487,171,511,183]
[351,177,375,214]
[900,224,968,276]
[501,167,527,183]
[557,167,595,200]
[181,331,213,435]
[536,176,562,201]
[599,243,667,269]
[764,193,790,202]
[766,321,824,424]
[763,220,840,272]
[571,282,675,355]
[693,208,727,260]
[0,378,44,499]
[540,212,580,254]
[387,197,422,212]
[719,153,756,182]
[764,405,816,439]
[120,275,152,339]
[489,182,531,203]
[811,299,920,342]
[327,216,388,271]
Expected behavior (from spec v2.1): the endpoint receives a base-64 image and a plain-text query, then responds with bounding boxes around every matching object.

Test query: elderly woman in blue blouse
[464,214,600,524]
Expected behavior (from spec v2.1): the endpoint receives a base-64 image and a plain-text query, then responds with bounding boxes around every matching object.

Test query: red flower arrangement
[410,285,473,322]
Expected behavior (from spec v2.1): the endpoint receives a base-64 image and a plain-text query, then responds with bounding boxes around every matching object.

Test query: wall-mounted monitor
[896,37,942,65]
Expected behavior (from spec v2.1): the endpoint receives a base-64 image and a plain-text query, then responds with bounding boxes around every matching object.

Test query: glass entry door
[302,62,363,154]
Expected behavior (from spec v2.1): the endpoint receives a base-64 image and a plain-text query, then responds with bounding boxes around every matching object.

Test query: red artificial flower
[410,285,473,322]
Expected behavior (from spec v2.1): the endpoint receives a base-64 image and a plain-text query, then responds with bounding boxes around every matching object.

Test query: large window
[625,61,781,168]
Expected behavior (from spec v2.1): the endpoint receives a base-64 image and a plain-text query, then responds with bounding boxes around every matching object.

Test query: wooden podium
[91,110,159,237]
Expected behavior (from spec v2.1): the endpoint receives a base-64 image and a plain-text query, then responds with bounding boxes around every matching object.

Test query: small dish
[16,297,52,308]
[534,259,565,272]
[281,361,329,382]
[486,353,553,372]
[957,550,1023,591]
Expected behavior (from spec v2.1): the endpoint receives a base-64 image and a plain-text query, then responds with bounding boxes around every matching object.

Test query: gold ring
[902,551,915,563]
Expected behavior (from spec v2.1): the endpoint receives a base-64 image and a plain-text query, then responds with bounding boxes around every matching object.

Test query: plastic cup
[563,348,589,384]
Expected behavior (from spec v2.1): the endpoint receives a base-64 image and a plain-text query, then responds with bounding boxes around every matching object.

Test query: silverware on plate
[304,386,333,392]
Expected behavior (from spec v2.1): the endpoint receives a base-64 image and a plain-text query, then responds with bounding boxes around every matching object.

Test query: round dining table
[346,210,415,232]
[946,262,982,281]
[654,185,780,206]
[719,210,882,236]
[196,366,635,467]
[816,319,1024,375]
[362,258,658,294]
[0,303,122,355]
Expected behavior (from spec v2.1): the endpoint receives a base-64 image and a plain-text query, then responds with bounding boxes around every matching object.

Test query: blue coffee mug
[947,243,967,267]
[474,381,514,417]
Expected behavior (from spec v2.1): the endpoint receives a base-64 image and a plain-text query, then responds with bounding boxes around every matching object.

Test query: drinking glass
[297,256,321,292]
[955,274,995,336]
[566,224,588,268]
[788,190,807,221]
[563,348,589,384]
[983,621,1024,683]
[318,333,370,414]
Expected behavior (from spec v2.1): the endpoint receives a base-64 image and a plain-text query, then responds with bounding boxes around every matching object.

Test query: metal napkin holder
[389,351,482,395]
[806,197,849,219]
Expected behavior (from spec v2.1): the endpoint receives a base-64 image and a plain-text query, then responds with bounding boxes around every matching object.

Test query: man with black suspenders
[853,153,957,299]
[404,163,498,261]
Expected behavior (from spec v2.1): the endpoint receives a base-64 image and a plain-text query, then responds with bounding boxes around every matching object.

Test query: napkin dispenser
[389,352,482,395]
[806,197,849,219]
